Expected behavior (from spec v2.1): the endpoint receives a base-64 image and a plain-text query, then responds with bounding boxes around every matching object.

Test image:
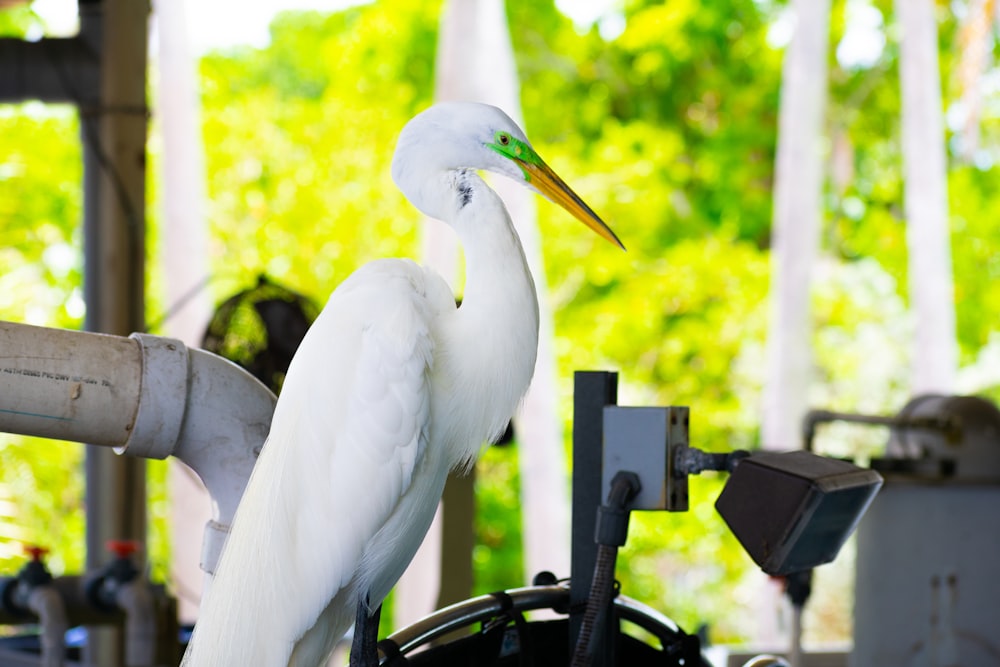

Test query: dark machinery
[374,371,881,667]
[804,395,1000,666]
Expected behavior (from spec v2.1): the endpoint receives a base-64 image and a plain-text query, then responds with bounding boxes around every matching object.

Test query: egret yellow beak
[518,158,626,251]
[487,131,624,250]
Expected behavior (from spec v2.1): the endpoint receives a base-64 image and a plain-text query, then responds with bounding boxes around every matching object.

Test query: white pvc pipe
[115,580,156,667]
[0,321,276,576]
[25,586,68,667]
[166,345,275,576]
[789,603,803,667]
[0,321,142,448]
[116,334,275,578]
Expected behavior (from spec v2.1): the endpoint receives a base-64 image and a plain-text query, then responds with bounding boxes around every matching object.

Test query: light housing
[715,450,883,575]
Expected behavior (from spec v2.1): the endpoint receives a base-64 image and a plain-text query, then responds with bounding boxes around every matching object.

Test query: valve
[83,539,158,666]
[1,544,55,615]
[85,539,142,612]
[21,545,54,587]
[104,540,141,582]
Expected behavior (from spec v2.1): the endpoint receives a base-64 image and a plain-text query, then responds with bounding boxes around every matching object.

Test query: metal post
[82,1,150,664]
[437,471,475,610]
[570,371,617,665]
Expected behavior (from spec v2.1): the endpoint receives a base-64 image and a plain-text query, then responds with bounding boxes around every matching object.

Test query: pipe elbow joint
[115,334,276,575]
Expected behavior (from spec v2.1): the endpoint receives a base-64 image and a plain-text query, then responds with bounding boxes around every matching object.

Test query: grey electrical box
[602,406,690,511]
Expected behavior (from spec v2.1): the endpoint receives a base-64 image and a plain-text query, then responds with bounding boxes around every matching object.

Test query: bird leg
[349,597,382,667]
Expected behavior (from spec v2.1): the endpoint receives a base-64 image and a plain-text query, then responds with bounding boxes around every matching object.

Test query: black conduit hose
[570,471,641,667]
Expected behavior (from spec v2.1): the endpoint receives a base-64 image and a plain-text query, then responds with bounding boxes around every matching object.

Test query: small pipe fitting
[26,586,68,667]
[0,547,67,667]
[115,580,156,667]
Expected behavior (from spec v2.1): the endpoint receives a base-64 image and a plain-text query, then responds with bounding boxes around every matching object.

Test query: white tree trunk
[762,0,830,451]
[396,0,571,630]
[896,0,957,395]
[760,0,830,653]
[472,0,572,593]
[955,0,995,161]
[152,0,214,625]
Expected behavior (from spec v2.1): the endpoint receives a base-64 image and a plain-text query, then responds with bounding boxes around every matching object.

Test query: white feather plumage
[182,102,617,667]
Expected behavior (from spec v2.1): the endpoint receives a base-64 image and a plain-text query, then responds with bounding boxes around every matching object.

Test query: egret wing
[183,259,452,667]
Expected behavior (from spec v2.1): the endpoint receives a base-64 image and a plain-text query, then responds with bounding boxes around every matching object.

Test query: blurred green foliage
[2,0,1000,646]
[0,4,38,38]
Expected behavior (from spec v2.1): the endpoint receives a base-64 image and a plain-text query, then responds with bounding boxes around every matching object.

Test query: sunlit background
[2,0,1000,658]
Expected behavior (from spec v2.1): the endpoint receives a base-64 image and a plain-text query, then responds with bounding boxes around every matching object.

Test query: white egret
[181,101,623,667]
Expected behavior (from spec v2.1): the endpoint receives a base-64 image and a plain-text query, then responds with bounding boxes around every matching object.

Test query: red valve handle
[23,545,49,562]
[106,540,140,559]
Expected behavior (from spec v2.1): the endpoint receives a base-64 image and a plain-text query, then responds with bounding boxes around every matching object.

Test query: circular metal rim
[380,583,687,661]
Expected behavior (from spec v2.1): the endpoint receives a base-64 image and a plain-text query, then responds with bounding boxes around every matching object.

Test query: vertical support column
[153,0,215,625]
[569,371,617,665]
[762,0,831,452]
[82,1,150,664]
[896,0,957,395]
[436,470,476,609]
[429,0,572,598]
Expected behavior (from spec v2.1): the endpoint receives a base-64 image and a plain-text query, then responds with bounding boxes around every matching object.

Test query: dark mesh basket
[202,275,319,394]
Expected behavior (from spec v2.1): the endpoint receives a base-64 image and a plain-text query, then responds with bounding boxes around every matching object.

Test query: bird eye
[498,133,511,146]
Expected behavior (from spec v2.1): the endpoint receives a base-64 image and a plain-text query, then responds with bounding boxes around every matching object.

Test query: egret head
[392,102,624,250]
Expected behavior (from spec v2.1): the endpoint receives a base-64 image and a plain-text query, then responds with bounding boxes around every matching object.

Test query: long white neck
[432,170,540,466]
